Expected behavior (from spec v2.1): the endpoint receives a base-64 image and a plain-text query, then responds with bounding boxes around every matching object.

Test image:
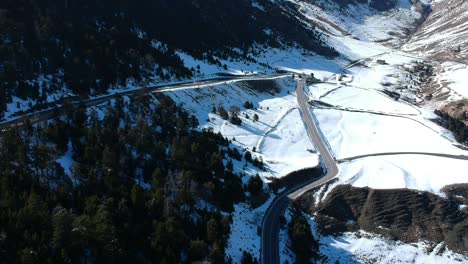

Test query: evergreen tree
[288,205,320,263]
[247,174,263,196]
[0,95,250,262]
[241,251,259,264]
[253,114,259,122]
[219,106,229,120]
[244,151,253,162]
[189,240,208,261]
[243,101,254,109]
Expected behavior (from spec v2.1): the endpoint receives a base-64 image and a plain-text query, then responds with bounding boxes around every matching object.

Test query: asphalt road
[0,74,288,129]
[260,79,468,264]
[261,79,339,264]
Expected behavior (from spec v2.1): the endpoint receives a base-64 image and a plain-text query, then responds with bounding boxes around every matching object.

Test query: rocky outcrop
[297,184,468,253]
[443,183,468,210]
[435,103,468,143]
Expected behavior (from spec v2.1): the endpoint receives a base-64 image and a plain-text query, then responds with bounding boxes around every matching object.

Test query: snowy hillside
[287,0,424,47]
[404,0,468,63]
[164,78,320,181]
[402,0,468,107]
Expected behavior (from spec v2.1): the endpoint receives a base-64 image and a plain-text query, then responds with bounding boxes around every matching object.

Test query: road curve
[261,79,339,264]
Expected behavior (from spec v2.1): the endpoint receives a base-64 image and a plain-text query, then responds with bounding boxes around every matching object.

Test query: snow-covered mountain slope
[297,182,468,258]
[404,0,468,63]
[402,0,468,108]
[286,0,425,47]
[314,224,468,263]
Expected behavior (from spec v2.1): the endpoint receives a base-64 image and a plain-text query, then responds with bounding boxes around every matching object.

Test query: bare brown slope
[296,184,468,253]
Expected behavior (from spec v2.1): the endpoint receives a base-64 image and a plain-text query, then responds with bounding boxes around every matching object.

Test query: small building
[306,73,318,84]
[376,59,387,65]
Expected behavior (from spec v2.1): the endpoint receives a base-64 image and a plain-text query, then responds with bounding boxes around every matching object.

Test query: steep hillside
[297,184,468,254]
[404,0,468,63]
[286,0,427,48]
[402,0,468,103]
[0,0,336,119]
[401,0,468,144]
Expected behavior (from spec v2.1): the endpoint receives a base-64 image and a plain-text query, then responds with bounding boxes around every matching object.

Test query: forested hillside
[0,94,262,263]
[0,0,335,118]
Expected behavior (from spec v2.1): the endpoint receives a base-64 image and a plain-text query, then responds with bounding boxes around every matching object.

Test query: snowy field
[339,155,468,195]
[304,26,468,196]
[310,84,420,115]
[312,108,466,159]
[260,109,318,178]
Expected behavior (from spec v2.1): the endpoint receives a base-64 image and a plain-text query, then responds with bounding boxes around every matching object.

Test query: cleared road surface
[261,79,338,264]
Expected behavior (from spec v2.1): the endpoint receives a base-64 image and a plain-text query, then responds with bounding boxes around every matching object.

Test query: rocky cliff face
[296,184,468,253]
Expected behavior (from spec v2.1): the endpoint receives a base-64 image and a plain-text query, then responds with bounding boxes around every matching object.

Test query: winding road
[261,79,339,264]
[260,78,468,264]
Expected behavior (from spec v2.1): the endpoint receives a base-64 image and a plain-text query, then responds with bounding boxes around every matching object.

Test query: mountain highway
[261,79,339,264]
[0,74,288,129]
[260,78,468,264]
